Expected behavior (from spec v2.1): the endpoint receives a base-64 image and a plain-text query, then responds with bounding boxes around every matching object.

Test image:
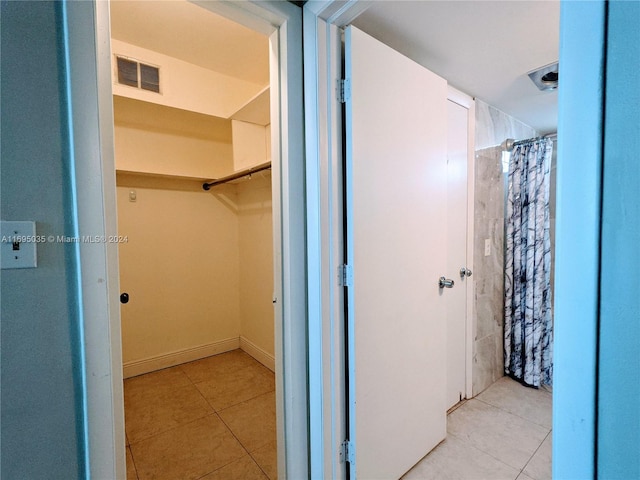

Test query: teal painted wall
[554,1,605,477]
[556,1,640,478]
[598,1,640,478]
[1,1,85,478]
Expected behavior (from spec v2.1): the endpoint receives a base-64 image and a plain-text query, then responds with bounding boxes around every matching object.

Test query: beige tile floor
[125,354,550,480]
[403,376,552,480]
[124,349,277,480]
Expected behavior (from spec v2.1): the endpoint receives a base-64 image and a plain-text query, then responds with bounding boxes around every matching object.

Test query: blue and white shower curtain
[504,138,553,387]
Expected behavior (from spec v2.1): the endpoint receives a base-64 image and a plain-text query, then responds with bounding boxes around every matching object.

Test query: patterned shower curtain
[504,137,553,387]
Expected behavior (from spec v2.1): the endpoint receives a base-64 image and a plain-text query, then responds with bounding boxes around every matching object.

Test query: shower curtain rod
[502,133,557,151]
[202,161,271,190]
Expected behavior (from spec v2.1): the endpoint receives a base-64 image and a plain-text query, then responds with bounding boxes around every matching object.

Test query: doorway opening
[110,2,277,478]
[328,3,557,477]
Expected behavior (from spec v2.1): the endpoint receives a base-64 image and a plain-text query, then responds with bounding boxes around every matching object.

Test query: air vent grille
[528,62,558,92]
[115,55,161,94]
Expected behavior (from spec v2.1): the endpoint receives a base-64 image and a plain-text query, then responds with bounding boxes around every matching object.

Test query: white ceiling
[109,0,269,87]
[110,0,559,134]
[352,0,560,134]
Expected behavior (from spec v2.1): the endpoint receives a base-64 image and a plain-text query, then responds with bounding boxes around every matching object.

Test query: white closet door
[446,99,470,409]
[345,26,448,479]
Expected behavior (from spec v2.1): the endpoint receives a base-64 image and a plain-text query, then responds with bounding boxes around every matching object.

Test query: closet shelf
[116,169,211,182]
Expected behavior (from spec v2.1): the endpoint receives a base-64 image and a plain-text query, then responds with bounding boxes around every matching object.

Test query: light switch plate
[1,221,38,269]
[484,238,491,256]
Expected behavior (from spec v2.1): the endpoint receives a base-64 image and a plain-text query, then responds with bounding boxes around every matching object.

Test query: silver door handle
[439,277,454,288]
[460,267,472,277]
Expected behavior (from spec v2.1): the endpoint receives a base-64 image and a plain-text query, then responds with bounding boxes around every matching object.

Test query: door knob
[439,277,454,288]
[120,292,129,304]
[460,267,472,277]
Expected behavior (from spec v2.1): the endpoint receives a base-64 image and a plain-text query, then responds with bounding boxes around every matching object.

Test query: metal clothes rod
[202,161,271,190]
[502,133,557,151]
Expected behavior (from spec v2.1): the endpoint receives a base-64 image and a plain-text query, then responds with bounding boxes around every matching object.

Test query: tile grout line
[446,431,530,476]
[126,388,217,445]
[127,445,142,480]
[128,411,219,447]
[517,429,552,480]
[473,396,553,430]
[126,351,274,479]
[248,449,274,480]
[450,399,551,472]
[183,358,258,480]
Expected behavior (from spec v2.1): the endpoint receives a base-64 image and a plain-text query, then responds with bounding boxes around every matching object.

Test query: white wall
[117,175,241,376]
[111,39,265,119]
[237,174,275,368]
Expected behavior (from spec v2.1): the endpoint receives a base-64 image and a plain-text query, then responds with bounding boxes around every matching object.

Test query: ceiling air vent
[528,62,559,92]
[116,55,161,94]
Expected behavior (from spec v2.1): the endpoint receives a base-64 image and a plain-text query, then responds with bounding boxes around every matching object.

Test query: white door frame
[447,86,476,401]
[302,4,372,479]
[63,1,308,478]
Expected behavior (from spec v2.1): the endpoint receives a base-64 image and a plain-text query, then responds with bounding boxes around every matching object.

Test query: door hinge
[340,440,355,464]
[338,78,351,103]
[339,264,353,287]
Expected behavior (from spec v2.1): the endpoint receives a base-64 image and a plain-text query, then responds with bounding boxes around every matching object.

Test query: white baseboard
[240,336,275,372]
[123,337,240,378]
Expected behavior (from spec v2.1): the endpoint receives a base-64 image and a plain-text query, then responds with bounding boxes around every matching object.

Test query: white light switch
[484,239,491,257]
[1,221,38,269]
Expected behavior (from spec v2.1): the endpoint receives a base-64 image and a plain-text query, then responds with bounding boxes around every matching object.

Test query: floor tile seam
[183,362,263,386]
[130,413,250,478]
[216,390,276,415]
[193,380,276,412]
[179,363,200,386]
[218,386,277,411]
[473,397,553,431]
[126,380,210,403]
[126,445,142,480]
[446,431,535,473]
[128,411,219,446]
[519,429,552,479]
[215,405,268,455]
[190,363,271,389]
[247,449,273,480]
[193,379,222,414]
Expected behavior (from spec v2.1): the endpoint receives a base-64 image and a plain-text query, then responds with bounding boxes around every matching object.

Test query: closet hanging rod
[202,161,271,190]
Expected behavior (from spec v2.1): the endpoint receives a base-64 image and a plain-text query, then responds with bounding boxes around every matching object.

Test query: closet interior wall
[115,96,274,377]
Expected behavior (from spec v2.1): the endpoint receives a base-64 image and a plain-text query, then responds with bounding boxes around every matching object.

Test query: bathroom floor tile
[476,376,552,429]
[196,363,275,411]
[522,432,552,480]
[180,349,258,384]
[447,399,549,470]
[250,441,278,480]
[199,455,268,480]
[218,391,277,453]
[130,414,246,480]
[516,473,536,480]
[401,433,520,480]
[125,383,213,443]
